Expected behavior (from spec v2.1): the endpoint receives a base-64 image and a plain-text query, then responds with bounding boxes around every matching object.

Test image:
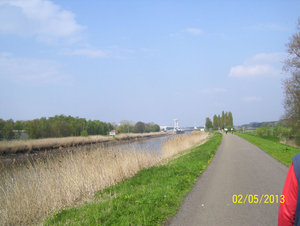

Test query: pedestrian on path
[278,152,300,225]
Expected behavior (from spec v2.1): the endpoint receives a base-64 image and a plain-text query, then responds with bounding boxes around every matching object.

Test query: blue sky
[0,0,299,127]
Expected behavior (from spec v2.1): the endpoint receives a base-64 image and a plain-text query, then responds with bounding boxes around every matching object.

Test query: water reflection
[115,131,191,156]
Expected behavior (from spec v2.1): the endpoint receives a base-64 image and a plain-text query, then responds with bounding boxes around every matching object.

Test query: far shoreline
[0,132,172,155]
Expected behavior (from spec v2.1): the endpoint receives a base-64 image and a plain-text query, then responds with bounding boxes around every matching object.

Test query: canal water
[112,131,191,156]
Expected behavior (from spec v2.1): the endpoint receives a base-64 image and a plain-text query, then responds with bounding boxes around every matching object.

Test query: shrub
[80,130,88,137]
[256,127,265,136]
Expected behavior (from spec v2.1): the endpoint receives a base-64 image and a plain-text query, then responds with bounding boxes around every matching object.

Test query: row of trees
[115,120,160,134]
[212,111,233,130]
[0,115,114,140]
[205,111,234,130]
[0,116,161,140]
[256,122,290,137]
[0,119,20,140]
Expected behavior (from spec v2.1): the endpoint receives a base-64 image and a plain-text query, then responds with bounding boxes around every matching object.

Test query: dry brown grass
[0,132,168,154]
[280,138,300,148]
[0,131,208,225]
[161,131,210,161]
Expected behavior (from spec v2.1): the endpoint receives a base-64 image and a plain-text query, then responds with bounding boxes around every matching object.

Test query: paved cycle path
[166,133,290,226]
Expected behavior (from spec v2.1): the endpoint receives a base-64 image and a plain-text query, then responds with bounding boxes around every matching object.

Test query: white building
[109,130,116,135]
[160,126,174,132]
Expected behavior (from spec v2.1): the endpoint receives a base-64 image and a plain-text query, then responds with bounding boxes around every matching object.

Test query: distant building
[160,126,174,132]
[109,130,116,136]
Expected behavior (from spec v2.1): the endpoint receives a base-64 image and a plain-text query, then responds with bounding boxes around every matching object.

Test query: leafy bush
[256,127,265,136]
[80,130,88,137]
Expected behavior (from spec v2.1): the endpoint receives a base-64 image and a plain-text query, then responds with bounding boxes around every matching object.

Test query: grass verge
[44,132,222,225]
[235,132,300,166]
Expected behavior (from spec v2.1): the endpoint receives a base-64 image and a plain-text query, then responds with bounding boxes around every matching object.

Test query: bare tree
[282,18,300,141]
[119,120,135,126]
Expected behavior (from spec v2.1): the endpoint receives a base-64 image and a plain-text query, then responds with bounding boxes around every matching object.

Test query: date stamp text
[232,194,285,204]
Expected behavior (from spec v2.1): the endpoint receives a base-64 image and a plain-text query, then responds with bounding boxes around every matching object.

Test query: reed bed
[0,132,167,154]
[0,131,208,225]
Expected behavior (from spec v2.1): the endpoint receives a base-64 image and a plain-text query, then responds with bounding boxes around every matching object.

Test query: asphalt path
[166,133,290,226]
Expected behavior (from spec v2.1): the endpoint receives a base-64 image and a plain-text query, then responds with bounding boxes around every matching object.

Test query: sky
[0,0,299,127]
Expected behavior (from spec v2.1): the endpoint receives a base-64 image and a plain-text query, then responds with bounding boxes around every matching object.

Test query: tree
[0,119,5,140]
[224,112,228,126]
[119,120,135,126]
[134,121,146,133]
[228,111,233,126]
[282,18,300,144]
[14,120,24,130]
[213,115,218,130]
[221,111,225,129]
[3,119,15,140]
[150,124,160,132]
[116,124,133,134]
[205,117,213,130]
[217,115,221,128]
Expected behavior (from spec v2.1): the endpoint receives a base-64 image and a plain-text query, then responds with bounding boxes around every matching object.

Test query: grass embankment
[235,132,300,166]
[0,132,168,154]
[44,132,222,225]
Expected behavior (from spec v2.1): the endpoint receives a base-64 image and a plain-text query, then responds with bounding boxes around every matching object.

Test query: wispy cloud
[183,27,204,36]
[0,52,74,85]
[171,27,204,38]
[200,88,227,94]
[0,0,86,44]
[242,96,262,102]
[229,52,286,78]
[60,46,135,59]
[60,48,107,58]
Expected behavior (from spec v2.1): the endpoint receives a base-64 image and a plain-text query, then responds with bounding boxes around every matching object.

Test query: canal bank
[0,132,171,166]
[0,131,209,225]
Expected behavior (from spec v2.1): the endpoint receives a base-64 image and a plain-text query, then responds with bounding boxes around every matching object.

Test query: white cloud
[200,88,227,94]
[183,27,204,36]
[229,65,277,77]
[0,52,73,85]
[0,0,85,44]
[242,96,262,102]
[228,52,286,78]
[59,46,135,58]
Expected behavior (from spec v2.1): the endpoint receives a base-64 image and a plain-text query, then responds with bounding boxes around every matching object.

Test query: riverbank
[0,132,170,155]
[0,131,209,225]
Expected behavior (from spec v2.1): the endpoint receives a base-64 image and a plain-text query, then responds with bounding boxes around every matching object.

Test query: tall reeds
[0,131,208,225]
[0,132,167,154]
